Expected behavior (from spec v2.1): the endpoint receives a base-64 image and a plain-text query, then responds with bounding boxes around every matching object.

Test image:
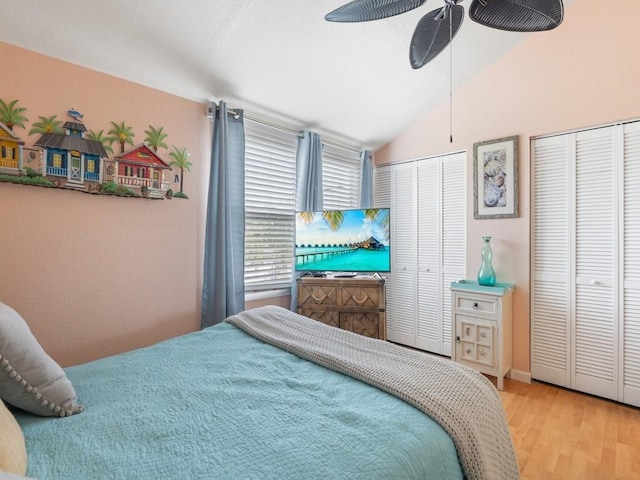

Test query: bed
[0,304,520,480]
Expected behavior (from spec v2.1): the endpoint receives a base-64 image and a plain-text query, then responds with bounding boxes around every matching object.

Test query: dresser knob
[473,302,479,310]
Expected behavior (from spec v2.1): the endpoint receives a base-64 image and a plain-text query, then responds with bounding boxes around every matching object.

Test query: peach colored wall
[0,42,211,367]
[375,0,640,375]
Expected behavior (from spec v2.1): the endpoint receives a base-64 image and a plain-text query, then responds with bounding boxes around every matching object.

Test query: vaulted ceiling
[0,1,570,150]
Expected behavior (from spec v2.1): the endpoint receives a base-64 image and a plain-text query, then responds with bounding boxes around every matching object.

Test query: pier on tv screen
[294,208,390,272]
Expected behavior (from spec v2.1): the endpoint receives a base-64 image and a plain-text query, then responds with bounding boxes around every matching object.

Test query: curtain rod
[207,103,362,155]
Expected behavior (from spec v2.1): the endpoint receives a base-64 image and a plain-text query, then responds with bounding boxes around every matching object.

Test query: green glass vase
[477,236,496,286]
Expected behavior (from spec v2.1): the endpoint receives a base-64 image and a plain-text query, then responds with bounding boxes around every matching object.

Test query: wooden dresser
[297,276,386,340]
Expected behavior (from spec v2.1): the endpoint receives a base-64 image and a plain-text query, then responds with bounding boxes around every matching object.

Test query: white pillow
[0,302,83,417]
[0,399,27,475]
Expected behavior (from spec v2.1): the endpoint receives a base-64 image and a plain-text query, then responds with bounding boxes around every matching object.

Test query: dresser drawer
[455,296,497,316]
[341,286,383,308]
[298,284,338,306]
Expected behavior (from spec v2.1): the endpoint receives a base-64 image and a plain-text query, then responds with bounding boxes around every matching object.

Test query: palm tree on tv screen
[364,208,390,241]
[322,210,345,232]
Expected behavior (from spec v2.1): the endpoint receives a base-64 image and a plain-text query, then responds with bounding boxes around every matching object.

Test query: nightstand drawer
[455,297,497,316]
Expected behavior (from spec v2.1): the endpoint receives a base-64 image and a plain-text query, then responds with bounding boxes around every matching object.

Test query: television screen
[295,208,390,273]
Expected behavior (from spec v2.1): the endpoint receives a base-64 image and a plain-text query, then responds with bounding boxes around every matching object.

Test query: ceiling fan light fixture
[325,0,428,22]
[468,0,564,32]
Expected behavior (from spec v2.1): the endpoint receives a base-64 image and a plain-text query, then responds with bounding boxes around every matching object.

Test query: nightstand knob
[473,302,479,310]
[455,336,460,343]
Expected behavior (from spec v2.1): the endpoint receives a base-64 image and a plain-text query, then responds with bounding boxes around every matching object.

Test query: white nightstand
[450,280,514,390]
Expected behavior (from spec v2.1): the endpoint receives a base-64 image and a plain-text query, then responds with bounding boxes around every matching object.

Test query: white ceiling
[0,1,564,150]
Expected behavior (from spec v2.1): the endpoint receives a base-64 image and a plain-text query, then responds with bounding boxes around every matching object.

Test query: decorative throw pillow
[0,399,27,475]
[0,302,83,417]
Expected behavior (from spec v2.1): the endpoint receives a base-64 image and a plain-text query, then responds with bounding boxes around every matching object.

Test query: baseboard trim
[509,369,532,384]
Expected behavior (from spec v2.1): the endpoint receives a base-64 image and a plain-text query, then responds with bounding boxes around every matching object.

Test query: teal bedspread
[16,322,463,480]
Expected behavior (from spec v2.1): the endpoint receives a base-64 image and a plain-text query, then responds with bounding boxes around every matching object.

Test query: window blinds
[244,119,363,291]
[244,120,297,290]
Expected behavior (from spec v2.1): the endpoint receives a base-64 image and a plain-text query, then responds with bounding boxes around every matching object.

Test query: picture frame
[473,135,519,219]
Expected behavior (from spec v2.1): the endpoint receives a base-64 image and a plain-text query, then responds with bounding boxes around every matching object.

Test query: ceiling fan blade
[325,0,428,22]
[409,4,464,69]
[469,0,564,32]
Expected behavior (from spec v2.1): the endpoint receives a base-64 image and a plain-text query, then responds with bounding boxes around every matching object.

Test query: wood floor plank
[497,378,640,480]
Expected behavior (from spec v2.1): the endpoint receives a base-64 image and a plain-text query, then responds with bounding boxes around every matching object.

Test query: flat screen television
[295,208,390,274]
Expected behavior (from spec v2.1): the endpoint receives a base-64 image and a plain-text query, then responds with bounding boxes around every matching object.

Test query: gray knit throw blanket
[226,306,520,480]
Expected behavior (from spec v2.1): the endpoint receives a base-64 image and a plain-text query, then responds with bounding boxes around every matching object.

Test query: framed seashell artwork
[473,135,519,219]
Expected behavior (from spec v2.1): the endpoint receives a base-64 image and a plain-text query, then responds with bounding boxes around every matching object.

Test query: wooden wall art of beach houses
[0,122,25,171]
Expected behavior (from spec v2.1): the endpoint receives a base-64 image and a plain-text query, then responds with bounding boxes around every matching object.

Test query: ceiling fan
[325,0,564,69]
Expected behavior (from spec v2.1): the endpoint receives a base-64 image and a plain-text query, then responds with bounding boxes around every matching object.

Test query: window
[53,154,62,168]
[322,144,362,209]
[87,159,95,173]
[244,120,297,291]
[243,120,364,292]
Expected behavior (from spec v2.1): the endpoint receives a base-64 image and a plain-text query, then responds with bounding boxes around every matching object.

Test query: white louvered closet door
[573,127,617,400]
[374,166,394,339]
[375,153,465,355]
[531,134,571,387]
[441,153,466,356]
[391,162,418,346]
[417,158,441,352]
[623,121,640,406]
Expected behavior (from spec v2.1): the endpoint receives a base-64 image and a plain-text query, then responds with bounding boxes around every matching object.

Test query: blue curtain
[201,101,246,329]
[360,149,374,208]
[290,131,323,311]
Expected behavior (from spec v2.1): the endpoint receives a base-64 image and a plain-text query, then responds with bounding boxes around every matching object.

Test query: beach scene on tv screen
[295,209,390,272]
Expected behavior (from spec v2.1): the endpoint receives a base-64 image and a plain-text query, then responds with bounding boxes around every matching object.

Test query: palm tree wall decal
[0,99,28,131]
[168,145,192,195]
[28,115,63,135]
[143,125,168,152]
[86,129,115,154]
[108,121,135,153]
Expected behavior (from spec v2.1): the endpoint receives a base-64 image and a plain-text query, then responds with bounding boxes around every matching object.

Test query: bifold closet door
[531,134,571,387]
[573,127,617,400]
[390,162,418,346]
[622,121,640,406]
[374,163,418,346]
[416,154,465,355]
[416,159,441,352]
[532,126,618,401]
[375,153,465,355]
[373,166,394,339]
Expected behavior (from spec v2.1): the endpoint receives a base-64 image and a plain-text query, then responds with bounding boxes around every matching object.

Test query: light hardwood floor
[497,378,640,480]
